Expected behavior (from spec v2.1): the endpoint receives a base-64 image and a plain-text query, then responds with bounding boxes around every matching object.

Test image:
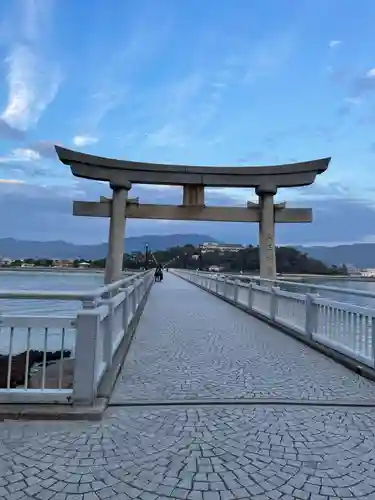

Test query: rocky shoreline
[0,350,72,388]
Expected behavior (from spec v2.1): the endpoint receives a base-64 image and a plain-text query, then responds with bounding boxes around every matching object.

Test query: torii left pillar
[104,182,131,284]
[256,186,277,280]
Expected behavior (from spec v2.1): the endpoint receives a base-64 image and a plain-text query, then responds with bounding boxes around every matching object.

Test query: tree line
[121,244,347,275]
[7,245,348,275]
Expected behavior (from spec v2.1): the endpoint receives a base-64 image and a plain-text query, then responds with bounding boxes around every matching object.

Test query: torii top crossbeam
[55,146,330,190]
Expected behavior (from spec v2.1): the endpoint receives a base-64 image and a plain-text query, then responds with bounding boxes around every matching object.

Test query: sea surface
[0,271,104,354]
[283,278,375,309]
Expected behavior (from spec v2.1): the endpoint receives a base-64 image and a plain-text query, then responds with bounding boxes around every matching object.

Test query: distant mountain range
[298,244,375,269]
[0,235,373,268]
[0,234,219,260]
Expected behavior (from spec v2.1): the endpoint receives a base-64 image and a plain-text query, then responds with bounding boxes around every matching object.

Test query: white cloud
[366,68,375,78]
[0,1,62,131]
[0,147,41,163]
[1,44,62,131]
[329,40,342,49]
[73,135,99,147]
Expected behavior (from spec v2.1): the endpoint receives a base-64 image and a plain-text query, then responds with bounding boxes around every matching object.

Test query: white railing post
[371,319,375,368]
[305,293,318,338]
[234,280,240,303]
[220,277,225,296]
[248,283,254,310]
[136,279,140,305]
[102,300,114,366]
[120,287,129,333]
[73,308,101,404]
[270,286,279,321]
[223,276,229,298]
[136,280,142,302]
[131,284,137,315]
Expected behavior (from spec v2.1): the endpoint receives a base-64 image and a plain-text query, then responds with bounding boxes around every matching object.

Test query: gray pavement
[2,273,375,499]
[111,273,375,403]
[2,406,375,499]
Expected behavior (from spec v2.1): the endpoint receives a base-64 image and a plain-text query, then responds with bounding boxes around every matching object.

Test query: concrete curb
[175,272,375,383]
[0,398,107,421]
[108,398,375,408]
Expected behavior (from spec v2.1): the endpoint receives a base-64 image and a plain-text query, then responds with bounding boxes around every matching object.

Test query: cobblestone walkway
[111,273,375,403]
[2,273,375,499]
[3,406,375,499]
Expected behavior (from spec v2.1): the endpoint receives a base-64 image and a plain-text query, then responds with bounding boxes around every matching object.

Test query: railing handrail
[0,270,151,301]
[196,270,375,300]
[0,269,154,403]
[175,269,375,371]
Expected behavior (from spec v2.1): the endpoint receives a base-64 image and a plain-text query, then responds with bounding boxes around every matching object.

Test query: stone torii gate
[55,146,330,283]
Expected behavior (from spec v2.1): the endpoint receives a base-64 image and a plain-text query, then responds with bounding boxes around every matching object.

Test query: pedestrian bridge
[1,272,375,499]
[112,272,375,404]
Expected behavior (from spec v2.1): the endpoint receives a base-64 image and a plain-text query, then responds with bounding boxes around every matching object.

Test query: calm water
[0,270,104,315]
[286,278,375,309]
[0,271,104,354]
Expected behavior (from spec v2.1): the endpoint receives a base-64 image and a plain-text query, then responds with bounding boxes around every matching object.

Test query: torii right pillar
[256,186,277,280]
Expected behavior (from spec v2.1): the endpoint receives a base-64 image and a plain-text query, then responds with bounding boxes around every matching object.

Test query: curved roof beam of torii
[55,146,330,189]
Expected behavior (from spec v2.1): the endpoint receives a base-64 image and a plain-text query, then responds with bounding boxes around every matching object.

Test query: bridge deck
[111,272,375,403]
[1,274,375,499]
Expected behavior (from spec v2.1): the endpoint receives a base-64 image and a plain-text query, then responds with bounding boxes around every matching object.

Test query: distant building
[78,261,90,268]
[208,265,221,272]
[0,257,13,266]
[345,264,361,275]
[200,242,244,253]
[361,268,375,277]
[52,259,73,268]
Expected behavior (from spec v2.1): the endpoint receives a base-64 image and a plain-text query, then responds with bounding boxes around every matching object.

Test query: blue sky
[0,0,375,246]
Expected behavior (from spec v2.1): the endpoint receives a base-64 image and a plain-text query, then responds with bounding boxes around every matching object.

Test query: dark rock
[0,350,71,388]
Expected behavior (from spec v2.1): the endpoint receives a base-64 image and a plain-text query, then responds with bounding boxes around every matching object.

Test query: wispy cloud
[0,148,41,163]
[28,140,59,159]
[146,124,188,149]
[243,32,294,83]
[349,67,375,101]
[75,6,173,140]
[143,65,235,151]
[329,40,342,49]
[344,96,361,105]
[0,179,25,184]
[73,135,99,147]
[0,1,62,131]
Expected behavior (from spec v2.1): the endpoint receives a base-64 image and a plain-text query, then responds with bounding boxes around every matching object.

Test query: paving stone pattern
[2,273,375,499]
[112,273,375,403]
[2,406,375,499]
